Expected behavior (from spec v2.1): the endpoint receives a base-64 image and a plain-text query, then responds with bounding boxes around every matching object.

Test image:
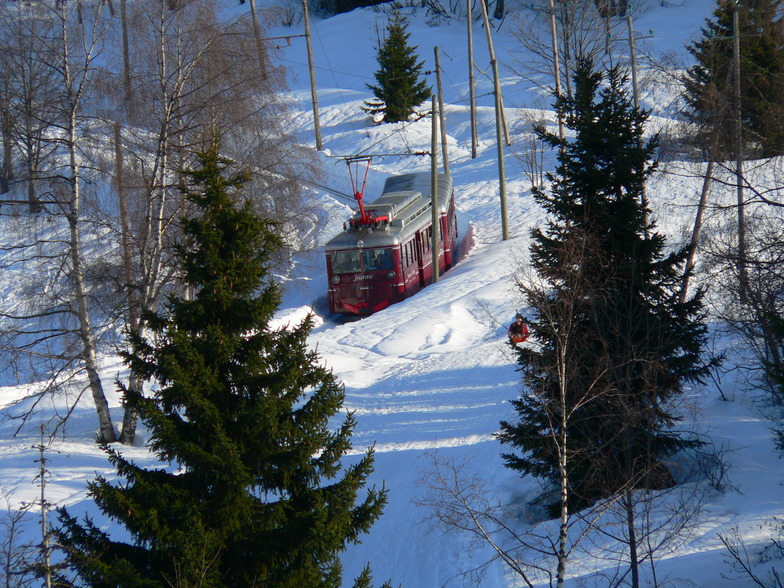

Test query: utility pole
[733,0,748,300]
[431,95,440,282]
[549,0,564,141]
[627,14,639,109]
[494,81,509,240]
[625,11,650,228]
[467,0,478,158]
[434,47,450,176]
[479,0,509,240]
[247,0,268,78]
[250,3,322,151]
[303,0,323,150]
[479,0,511,147]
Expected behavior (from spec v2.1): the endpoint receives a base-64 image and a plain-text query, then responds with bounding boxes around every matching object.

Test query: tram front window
[363,248,393,271]
[331,251,362,273]
[331,248,393,273]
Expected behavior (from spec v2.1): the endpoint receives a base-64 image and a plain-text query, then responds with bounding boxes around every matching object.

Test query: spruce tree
[55,142,386,587]
[684,0,784,157]
[365,11,432,123]
[498,60,711,513]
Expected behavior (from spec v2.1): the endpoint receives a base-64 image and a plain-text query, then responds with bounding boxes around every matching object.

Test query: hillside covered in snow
[1,0,783,586]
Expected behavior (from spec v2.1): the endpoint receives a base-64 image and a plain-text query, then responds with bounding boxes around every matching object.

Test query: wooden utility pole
[479,0,509,239]
[431,95,440,282]
[247,0,268,78]
[303,0,323,150]
[434,47,450,176]
[549,0,564,140]
[495,81,509,240]
[627,14,639,109]
[247,2,322,150]
[733,0,748,300]
[625,11,650,229]
[479,0,511,147]
[467,0,478,158]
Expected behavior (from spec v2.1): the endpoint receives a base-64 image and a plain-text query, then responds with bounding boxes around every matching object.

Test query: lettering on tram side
[353,275,374,281]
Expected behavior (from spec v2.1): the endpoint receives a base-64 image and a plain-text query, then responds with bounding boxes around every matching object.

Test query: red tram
[325,172,458,315]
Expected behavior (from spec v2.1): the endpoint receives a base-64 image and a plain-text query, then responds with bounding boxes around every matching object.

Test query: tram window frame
[330,251,362,274]
[403,241,413,267]
[363,248,394,271]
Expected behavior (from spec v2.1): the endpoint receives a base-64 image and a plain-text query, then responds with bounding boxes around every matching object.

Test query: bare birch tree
[0,0,117,442]
[0,4,62,213]
[100,0,318,442]
[49,0,116,442]
[0,0,320,445]
[510,0,627,102]
[0,70,12,196]
[417,241,612,587]
[0,491,35,588]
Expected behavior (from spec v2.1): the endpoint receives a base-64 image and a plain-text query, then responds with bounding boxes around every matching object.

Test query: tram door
[415,232,426,288]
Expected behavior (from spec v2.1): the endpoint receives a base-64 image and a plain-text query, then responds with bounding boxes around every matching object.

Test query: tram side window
[363,248,393,271]
[424,227,432,251]
[402,241,411,267]
[331,251,362,274]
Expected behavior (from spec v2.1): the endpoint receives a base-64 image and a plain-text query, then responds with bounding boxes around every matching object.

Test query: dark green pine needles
[498,59,711,515]
[56,142,387,587]
[365,11,432,124]
[684,0,784,158]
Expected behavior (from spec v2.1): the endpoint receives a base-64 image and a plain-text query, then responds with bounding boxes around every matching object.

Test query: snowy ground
[2,0,783,586]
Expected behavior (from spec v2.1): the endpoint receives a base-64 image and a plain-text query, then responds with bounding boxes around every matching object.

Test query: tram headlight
[387,271,395,279]
[331,275,341,284]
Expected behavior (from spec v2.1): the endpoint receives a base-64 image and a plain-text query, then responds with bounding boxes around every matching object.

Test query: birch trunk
[119,2,179,443]
[556,344,569,588]
[0,95,12,194]
[624,490,640,588]
[66,113,115,443]
[114,123,140,445]
[60,1,115,443]
[120,0,131,104]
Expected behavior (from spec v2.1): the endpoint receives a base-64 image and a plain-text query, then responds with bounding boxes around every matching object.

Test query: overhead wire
[279,10,515,162]
[434,47,501,140]
[432,39,523,152]
[344,38,509,160]
[276,13,434,159]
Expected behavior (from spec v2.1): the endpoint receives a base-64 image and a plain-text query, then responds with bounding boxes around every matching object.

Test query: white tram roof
[325,172,453,252]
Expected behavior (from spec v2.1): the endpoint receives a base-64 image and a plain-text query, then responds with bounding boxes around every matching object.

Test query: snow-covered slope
[3,0,783,586]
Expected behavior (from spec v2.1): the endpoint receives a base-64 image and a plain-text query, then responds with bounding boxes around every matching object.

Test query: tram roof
[324,172,454,252]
